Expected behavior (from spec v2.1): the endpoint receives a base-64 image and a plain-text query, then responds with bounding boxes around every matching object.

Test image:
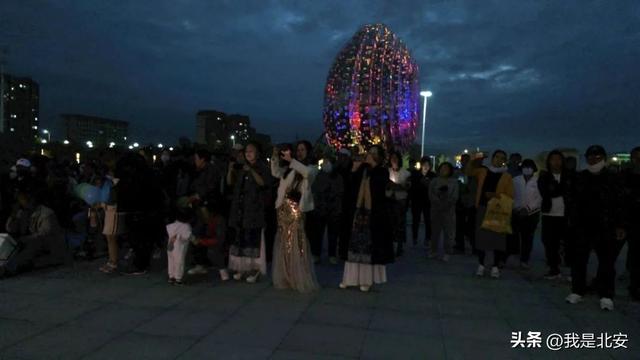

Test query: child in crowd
[166,208,195,285]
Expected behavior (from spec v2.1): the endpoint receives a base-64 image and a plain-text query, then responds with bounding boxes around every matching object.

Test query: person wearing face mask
[309,156,344,264]
[387,151,411,257]
[469,150,514,279]
[538,150,576,280]
[340,145,393,292]
[410,157,436,247]
[508,159,542,269]
[565,145,626,311]
[621,146,640,301]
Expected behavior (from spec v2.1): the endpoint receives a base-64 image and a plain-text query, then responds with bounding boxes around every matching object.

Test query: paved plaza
[1,237,639,359]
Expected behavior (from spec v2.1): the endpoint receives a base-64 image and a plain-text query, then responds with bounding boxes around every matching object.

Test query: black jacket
[621,169,640,229]
[568,168,624,230]
[537,170,575,214]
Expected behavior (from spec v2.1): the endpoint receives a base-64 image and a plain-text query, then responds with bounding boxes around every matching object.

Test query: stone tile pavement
[1,239,639,359]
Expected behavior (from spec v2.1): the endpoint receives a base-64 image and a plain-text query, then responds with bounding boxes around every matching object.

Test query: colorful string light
[323,23,420,151]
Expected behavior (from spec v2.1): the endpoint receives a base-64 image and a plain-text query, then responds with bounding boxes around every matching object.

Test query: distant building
[196,110,227,147]
[62,114,128,147]
[0,73,39,143]
[195,110,257,149]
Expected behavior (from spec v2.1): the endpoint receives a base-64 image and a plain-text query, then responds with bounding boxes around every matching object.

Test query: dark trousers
[477,250,505,267]
[541,216,568,273]
[264,206,277,263]
[411,203,431,244]
[129,214,153,271]
[571,228,617,298]
[509,212,540,264]
[390,199,408,252]
[455,205,476,251]
[309,211,340,258]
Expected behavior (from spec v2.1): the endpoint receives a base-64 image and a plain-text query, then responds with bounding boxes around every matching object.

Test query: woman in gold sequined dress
[270,142,320,293]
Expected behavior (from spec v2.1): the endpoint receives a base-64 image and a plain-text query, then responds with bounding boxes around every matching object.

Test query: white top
[543,173,565,217]
[512,175,542,214]
[271,157,317,213]
[387,168,411,200]
[166,221,193,243]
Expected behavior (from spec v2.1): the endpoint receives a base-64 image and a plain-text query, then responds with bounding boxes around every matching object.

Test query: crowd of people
[0,141,638,310]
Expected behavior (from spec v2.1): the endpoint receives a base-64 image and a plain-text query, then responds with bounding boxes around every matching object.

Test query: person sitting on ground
[166,208,195,285]
[2,186,66,276]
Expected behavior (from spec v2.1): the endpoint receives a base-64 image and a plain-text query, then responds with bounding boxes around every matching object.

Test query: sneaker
[490,266,500,278]
[168,277,176,285]
[219,269,230,281]
[329,257,339,265]
[600,297,614,311]
[233,272,243,281]
[246,271,261,284]
[565,293,583,304]
[187,265,208,275]
[99,262,117,274]
[544,271,562,280]
[339,283,348,289]
[174,279,185,286]
[476,265,485,277]
[359,285,371,292]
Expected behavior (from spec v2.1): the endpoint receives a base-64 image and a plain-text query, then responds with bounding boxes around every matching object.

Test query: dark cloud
[1,0,638,155]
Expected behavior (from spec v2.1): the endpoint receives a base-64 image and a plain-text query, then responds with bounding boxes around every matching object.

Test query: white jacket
[271,157,317,213]
[512,175,542,214]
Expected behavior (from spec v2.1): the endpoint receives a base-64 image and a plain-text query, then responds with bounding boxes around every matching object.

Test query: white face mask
[522,167,534,176]
[321,161,333,173]
[587,160,606,174]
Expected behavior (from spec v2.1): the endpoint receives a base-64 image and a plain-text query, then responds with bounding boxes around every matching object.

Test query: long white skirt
[341,262,387,287]
[228,230,267,275]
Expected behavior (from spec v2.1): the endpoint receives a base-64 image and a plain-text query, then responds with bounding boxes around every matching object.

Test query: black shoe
[174,279,185,286]
[122,268,148,276]
[168,278,176,285]
[543,271,562,280]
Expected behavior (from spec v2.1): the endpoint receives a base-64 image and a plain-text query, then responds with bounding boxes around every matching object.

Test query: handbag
[481,194,513,234]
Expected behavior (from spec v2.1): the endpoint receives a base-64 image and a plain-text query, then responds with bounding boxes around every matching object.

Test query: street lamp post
[42,129,51,143]
[419,91,433,157]
[230,135,235,147]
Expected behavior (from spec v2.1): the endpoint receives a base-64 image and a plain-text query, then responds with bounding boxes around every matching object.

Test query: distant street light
[419,90,433,157]
[157,143,164,149]
[63,140,70,145]
[86,141,93,148]
[128,145,134,150]
[133,142,139,148]
[169,147,174,151]
[109,142,116,148]
[41,139,47,144]
[230,135,236,147]
[42,129,51,142]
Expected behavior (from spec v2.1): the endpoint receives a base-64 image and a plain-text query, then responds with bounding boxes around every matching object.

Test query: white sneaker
[339,283,348,289]
[600,297,614,311]
[233,272,243,281]
[565,293,583,304]
[490,266,500,278]
[246,271,261,284]
[476,265,485,277]
[359,285,371,292]
[219,269,230,281]
[187,265,208,275]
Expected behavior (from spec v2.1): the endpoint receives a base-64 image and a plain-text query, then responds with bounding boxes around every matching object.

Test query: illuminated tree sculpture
[323,23,420,151]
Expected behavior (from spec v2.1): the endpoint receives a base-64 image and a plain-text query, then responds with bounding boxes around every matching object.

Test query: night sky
[1,0,639,156]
